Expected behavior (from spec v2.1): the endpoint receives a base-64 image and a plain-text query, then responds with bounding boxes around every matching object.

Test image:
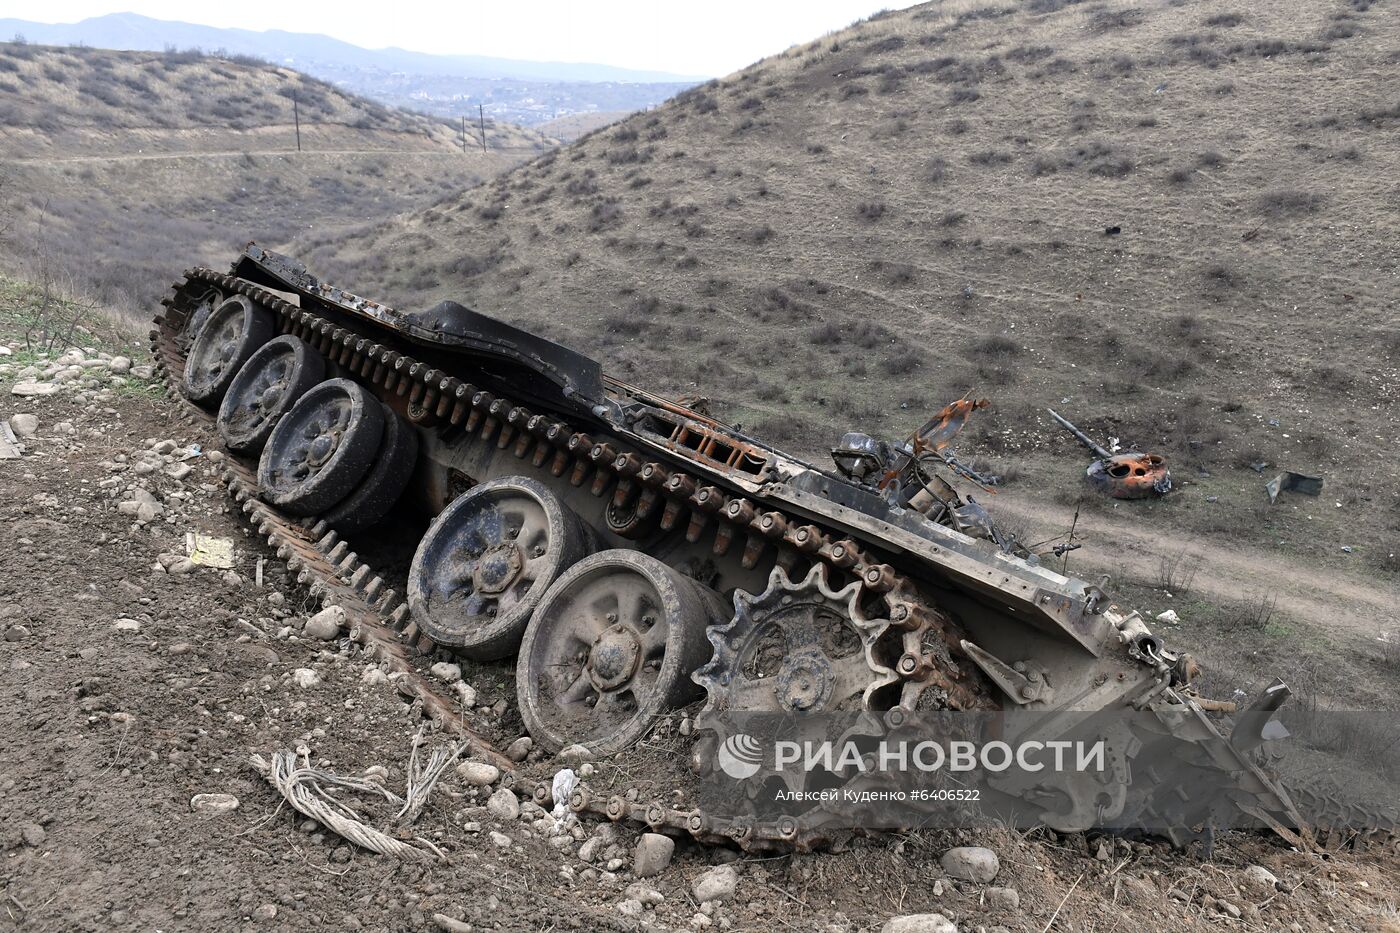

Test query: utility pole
[478,104,487,153]
[460,115,467,153]
[293,91,301,152]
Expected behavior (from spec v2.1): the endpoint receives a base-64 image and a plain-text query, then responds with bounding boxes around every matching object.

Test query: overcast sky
[27,2,922,77]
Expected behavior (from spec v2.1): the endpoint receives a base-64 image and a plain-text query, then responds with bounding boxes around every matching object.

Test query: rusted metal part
[1088,452,1172,499]
[912,396,989,455]
[1049,408,1172,499]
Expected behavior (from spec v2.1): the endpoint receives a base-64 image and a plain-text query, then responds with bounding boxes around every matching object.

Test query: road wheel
[256,378,384,516]
[517,549,723,756]
[180,295,274,407]
[408,476,591,660]
[322,403,418,534]
[216,335,325,455]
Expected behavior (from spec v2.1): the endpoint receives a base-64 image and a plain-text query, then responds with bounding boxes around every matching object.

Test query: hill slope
[0,41,551,156]
[0,13,706,83]
[307,0,1400,578]
[0,42,550,311]
[0,14,703,126]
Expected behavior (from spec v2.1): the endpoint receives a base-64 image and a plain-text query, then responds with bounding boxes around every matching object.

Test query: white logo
[716,733,764,780]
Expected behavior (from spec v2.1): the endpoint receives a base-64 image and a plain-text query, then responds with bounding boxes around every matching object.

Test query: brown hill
[0,42,553,311]
[304,0,1400,579]
[0,41,552,156]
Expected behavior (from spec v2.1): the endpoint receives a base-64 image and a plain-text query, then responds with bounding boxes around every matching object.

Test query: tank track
[1283,779,1400,851]
[152,266,996,851]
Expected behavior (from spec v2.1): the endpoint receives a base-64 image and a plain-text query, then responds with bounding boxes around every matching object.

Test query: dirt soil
[2,310,1399,933]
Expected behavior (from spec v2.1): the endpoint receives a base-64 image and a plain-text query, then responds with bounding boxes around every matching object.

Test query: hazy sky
[26,2,923,77]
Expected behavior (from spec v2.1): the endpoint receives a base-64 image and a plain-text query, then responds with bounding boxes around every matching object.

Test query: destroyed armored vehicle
[1049,408,1172,499]
[152,245,1315,852]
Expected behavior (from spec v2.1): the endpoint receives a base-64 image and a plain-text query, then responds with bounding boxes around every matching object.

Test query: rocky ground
[2,316,1399,933]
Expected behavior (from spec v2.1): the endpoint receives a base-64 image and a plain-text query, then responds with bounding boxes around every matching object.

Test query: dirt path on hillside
[993,491,1400,643]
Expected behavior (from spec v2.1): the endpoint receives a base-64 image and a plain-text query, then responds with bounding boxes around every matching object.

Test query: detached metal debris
[1049,408,1172,499]
[1266,470,1323,504]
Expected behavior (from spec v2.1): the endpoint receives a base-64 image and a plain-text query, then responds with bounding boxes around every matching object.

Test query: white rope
[250,730,463,861]
[397,727,467,826]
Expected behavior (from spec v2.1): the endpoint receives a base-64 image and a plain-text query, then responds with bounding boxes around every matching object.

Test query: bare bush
[1225,591,1277,631]
[1155,550,1200,596]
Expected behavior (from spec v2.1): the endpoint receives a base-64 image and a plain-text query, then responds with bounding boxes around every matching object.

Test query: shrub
[970,334,1021,357]
[588,201,623,232]
[1258,190,1325,216]
[745,224,775,244]
[882,350,922,375]
[968,149,1012,166]
[856,201,888,221]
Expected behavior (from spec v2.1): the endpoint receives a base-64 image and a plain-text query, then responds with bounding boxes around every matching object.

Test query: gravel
[487,787,521,820]
[303,605,346,640]
[456,761,500,787]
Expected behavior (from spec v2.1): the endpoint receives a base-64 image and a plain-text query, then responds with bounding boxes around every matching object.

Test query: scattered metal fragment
[1048,408,1171,499]
[1265,471,1323,504]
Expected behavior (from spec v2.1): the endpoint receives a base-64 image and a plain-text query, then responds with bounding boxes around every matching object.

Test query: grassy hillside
[303,0,1400,577]
[0,41,551,155]
[0,42,553,313]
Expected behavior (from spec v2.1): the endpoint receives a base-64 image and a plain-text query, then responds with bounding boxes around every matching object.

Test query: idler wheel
[256,378,384,515]
[322,403,419,534]
[216,335,325,455]
[517,549,724,755]
[408,476,591,659]
[180,295,274,407]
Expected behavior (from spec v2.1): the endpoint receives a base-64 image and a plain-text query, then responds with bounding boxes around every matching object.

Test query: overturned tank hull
[151,245,1317,852]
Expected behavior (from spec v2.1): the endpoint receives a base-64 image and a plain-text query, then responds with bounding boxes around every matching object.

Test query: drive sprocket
[693,563,898,716]
[689,564,900,849]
